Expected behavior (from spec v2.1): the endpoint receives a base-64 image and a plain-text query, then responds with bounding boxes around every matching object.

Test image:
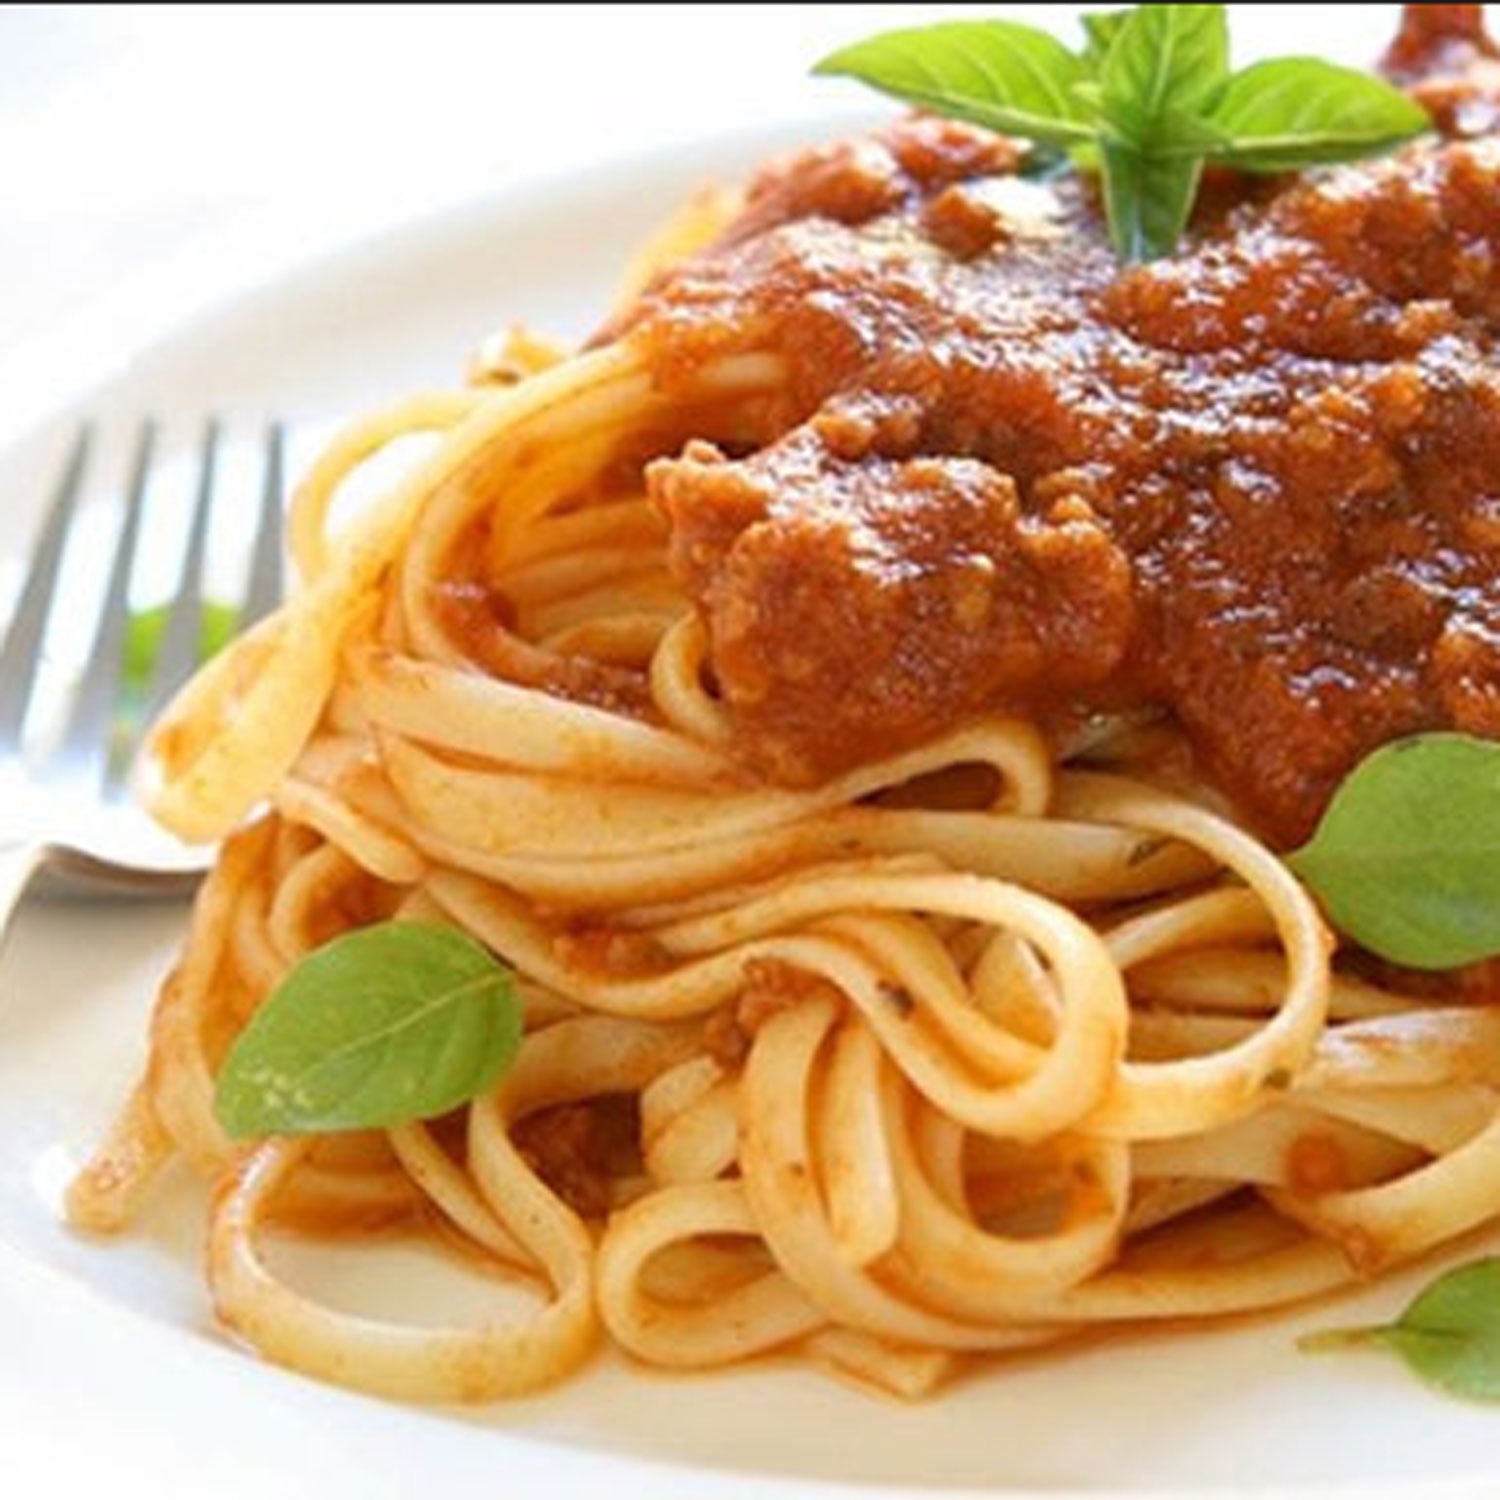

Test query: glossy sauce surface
[628,7,1500,843]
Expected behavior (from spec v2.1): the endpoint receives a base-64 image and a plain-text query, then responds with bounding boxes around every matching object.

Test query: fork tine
[139,418,220,735]
[241,421,285,627]
[0,426,93,753]
[48,421,155,789]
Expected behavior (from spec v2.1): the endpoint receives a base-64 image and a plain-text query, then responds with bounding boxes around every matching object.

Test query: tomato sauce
[627,5,1500,843]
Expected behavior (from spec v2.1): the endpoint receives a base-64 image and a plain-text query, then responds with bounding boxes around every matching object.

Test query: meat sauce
[624,4,1500,844]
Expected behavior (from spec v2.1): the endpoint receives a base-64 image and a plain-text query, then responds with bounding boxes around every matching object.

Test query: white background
[0,3,1367,448]
[0,3,940,444]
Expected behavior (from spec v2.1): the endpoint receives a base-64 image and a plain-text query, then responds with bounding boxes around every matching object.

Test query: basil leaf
[813,21,1094,147]
[1080,11,1130,74]
[1300,1258,1500,1401]
[813,4,1433,266]
[1099,4,1229,148]
[1093,6,1227,261]
[215,922,522,1137]
[1289,734,1500,970]
[123,599,239,702]
[1209,58,1430,172]
[1099,136,1204,261]
[1133,106,1233,157]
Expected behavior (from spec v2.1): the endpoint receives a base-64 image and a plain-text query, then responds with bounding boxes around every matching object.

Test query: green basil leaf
[1135,106,1234,157]
[1099,136,1204,261]
[1289,734,1500,970]
[813,4,1433,266]
[1099,4,1229,147]
[1080,11,1130,74]
[813,21,1094,147]
[1071,79,1105,116]
[1300,1258,1500,1401]
[1092,5,1227,260]
[1209,57,1431,172]
[215,922,522,1137]
[123,599,239,703]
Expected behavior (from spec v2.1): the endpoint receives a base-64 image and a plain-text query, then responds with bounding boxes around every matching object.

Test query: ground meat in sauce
[619,4,1500,845]
[702,957,847,1067]
[512,1096,641,1217]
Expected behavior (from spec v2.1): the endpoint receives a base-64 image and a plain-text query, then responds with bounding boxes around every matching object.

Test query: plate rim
[2,113,1499,1500]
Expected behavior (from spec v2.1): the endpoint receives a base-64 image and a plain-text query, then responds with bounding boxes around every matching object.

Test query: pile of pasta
[66,300,1500,1403]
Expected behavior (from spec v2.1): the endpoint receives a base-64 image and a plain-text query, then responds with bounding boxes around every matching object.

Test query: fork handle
[0,841,46,951]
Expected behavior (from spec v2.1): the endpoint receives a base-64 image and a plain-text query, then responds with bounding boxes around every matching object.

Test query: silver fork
[0,421,284,940]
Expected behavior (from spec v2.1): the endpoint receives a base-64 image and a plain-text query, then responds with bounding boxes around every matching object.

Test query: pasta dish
[63,3,1500,1404]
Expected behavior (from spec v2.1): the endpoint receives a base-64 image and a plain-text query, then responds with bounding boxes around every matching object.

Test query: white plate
[2,112,1499,1500]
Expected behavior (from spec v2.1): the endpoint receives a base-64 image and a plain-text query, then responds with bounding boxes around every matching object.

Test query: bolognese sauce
[628,4,1500,845]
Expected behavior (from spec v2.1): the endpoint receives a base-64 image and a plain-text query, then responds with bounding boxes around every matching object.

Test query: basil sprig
[1289,734,1500,971]
[215,922,522,1137]
[1091,5,1227,259]
[812,20,1094,149]
[1301,1259,1500,1401]
[813,4,1429,260]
